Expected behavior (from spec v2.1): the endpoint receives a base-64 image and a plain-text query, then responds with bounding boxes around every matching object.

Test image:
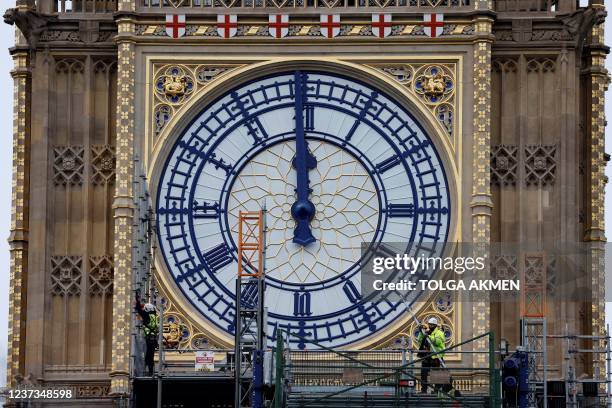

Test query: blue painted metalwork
[290,71,317,246]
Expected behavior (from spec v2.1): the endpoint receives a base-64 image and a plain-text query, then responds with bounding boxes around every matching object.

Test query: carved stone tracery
[91,145,116,186]
[371,63,457,138]
[53,146,85,186]
[89,256,114,296]
[50,256,82,296]
[525,144,557,186]
[491,144,518,186]
[152,63,243,136]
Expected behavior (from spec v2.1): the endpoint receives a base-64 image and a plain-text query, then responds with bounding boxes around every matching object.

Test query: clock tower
[4,0,608,404]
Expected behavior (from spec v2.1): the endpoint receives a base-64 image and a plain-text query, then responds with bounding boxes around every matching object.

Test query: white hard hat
[144,303,156,313]
[427,317,439,326]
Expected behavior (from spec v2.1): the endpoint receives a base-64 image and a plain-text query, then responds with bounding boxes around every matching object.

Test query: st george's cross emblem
[423,13,444,38]
[320,14,341,38]
[165,14,186,39]
[217,14,238,38]
[371,14,392,38]
[268,14,289,39]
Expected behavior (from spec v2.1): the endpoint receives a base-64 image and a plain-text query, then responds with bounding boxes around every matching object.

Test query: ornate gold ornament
[420,71,446,97]
[370,63,456,137]
[163,74,188,98]
[152,63,242,137]
[162,321,184,349]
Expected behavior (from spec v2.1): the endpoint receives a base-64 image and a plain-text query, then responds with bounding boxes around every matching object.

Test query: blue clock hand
[291,71,317,246]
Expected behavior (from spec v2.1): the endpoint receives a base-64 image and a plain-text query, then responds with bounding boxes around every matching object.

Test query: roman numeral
[345,91,378,143]
[343,280,361,304]
[208,153,233,176]
[202,243,232,273]
[375,140,431,174]
[305,105,315,131]
[293,292,312,316]
[193,201,222,219]
[386,203,414,218]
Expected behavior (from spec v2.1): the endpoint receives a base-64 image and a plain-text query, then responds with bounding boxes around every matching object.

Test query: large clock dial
[156,70,451,348]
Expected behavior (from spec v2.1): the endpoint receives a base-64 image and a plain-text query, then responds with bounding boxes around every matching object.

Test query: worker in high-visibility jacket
[135,295,159,376]
[417,317,447,394]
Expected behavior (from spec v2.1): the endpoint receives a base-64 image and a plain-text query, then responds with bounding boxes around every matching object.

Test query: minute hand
[291,71,317,246]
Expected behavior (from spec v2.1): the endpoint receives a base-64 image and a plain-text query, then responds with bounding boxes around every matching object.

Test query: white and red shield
[371,14,392,38]
[165,14,186,39]
[423,13,444,38]
[268,14,289,39]
[320,14,340,38]
[217,14,238,38]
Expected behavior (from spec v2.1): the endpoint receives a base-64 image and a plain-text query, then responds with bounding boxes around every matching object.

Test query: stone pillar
[109,12,136,397]
[471,11,494,369]
[6,49,31,388]
[585,14,608,383]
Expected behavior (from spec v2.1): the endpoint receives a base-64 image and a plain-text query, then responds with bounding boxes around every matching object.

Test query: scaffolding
[235,210,266,408]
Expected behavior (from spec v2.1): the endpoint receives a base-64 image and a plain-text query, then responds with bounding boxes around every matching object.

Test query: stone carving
[89,256,114,296]
[91,145,116,186]
[491,144,518,186]
[50,256,82,296]
[53,146,84,186]
[55,58,85,74]
[196,66,231,84]
[492,255,518,280]
[525,144,557,186]
[3,7,57,49]
[75,383,110,398]
[39,30,81,42]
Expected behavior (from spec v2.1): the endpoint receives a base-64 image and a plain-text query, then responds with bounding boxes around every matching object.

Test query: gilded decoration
[152,63,242,137]
[7,51,30,387]
[135,22,475,39]
[471,19,493,369]
[369,63,457,138]
[157,282,223,351]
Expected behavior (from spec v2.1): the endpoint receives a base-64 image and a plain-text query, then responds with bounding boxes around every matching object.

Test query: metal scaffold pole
[234,209,266,408]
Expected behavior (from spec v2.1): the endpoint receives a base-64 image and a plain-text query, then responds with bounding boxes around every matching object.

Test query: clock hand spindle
[291,71,317,246]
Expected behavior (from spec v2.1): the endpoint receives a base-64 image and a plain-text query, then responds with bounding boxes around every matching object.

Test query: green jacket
[143,313,158,338]
[417,327,446,359]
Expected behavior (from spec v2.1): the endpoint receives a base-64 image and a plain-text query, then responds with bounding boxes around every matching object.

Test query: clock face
[156,71,451,349]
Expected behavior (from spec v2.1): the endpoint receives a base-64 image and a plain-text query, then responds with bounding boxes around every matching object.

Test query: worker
[135,294,159,376]
[417,317,447,394]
